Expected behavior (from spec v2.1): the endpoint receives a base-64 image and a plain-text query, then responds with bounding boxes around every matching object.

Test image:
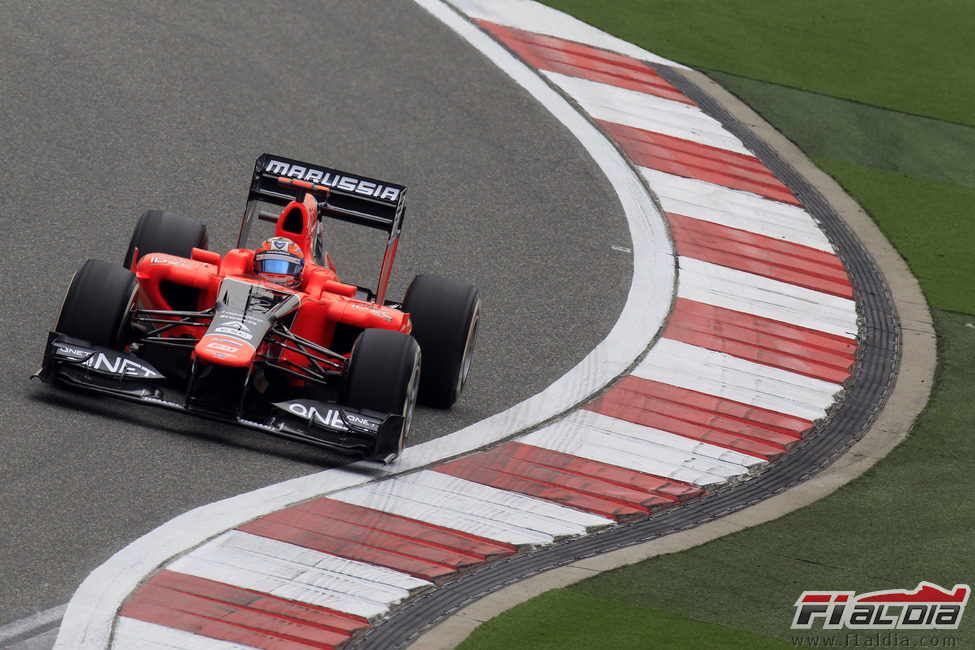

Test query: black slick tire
[402,274,480,408]
[342,329,421,461]
[54,259,138,348]
[123,209,208,268]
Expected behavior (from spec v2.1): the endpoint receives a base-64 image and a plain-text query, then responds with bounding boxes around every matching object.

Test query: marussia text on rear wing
[241,153,408,304]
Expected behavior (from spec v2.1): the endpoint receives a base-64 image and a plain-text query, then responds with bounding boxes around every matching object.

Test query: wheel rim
[112,283,139,348]
[456,307,479,395]
[400,355,421,452]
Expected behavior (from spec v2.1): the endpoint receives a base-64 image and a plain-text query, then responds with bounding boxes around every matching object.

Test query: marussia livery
[36,154,480,463]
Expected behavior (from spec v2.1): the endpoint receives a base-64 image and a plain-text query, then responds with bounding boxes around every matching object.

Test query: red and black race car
[36,154,480,463]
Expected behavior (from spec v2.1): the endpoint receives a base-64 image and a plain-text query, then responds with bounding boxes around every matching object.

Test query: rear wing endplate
[241,153,407,304]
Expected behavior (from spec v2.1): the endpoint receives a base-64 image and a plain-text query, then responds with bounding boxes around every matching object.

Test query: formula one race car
[35,154,480,463]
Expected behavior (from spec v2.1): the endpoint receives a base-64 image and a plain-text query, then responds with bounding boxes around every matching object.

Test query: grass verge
[460,589,791,649]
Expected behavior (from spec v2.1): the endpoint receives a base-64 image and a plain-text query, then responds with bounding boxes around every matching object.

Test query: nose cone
[195,333,256,367]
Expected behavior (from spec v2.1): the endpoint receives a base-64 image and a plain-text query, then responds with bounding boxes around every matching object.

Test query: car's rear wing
[240,153,408,304]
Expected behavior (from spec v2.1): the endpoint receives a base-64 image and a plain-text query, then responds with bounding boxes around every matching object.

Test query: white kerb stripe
[544,71,752,156]
[330,470,611,548]
[566,409,766,467]
[393,470,612,530]
[677,256,859,339]
[113,617,258,650]
[642,168,836,252]
[168,530,430,621]
[520,411,764,488]
[635,338,843,422]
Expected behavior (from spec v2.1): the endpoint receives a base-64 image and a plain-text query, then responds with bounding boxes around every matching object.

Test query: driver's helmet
[254,236,305,288]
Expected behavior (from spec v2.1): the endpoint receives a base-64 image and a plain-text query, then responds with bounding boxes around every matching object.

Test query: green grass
[706,72,975,190]
[459,1,975,648]
[461,588,792,649]
[810,159,975,313]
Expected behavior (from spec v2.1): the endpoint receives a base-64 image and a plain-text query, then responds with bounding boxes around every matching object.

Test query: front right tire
[123,208,208,269]
[402,274,480,408]
[342,328,421,461]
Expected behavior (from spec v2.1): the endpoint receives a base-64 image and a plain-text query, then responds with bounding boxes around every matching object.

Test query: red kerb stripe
[668,213,853,299]
[120,570,369,649]
[599,120,800,205]
[237,497,516,582]
[477,20,694,104]
[586,376,813,460]
[662,298,856,383]
[435,441,703,519]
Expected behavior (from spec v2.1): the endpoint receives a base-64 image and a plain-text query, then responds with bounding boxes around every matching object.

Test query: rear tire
[123,209,208,268]
[403,274,480,408]
[342,329,421,460]
[55,259,137,348]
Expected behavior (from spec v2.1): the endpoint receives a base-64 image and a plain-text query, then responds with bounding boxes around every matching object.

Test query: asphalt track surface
[0,1,633,628]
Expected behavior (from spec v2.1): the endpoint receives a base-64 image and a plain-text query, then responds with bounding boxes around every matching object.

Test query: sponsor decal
[55,344,93,361]
[207,316,259,349]
[349,302,393,322]
[277,401,380,433]
[81,351,161,379]
[264,159,401,202]
[213,325,254,340]
[149,256,191,267]
[343,412,379,431]
[792,582,969,631]
[202,339,242,355]
[286,402,348,432]
[218,311,262,325]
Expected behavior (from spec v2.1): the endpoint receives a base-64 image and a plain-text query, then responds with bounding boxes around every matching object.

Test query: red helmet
[254,236,304,288]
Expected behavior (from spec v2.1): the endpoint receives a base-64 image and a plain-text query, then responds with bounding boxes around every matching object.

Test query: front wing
[34,332,404,462]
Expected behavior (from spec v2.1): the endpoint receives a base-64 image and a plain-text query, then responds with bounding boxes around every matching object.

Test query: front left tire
[55,259,138,348]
